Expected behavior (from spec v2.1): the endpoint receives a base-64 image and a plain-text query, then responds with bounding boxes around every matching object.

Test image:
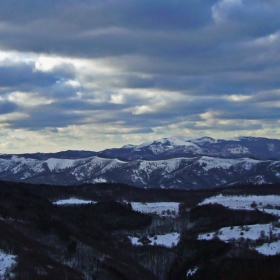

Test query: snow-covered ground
[197,157,238,172]
[255,240,280,256]
[262,209,280,217]
[128,232,180,248]
[53,198,96,205]
[197,195,280,256]
[0,251,16,278]
[199,194,280,213]
[198,223,280,242]
[46,158,76,171]
[130,202,180,217]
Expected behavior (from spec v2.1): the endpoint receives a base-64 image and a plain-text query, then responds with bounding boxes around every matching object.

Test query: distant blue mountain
[1,136,280,189]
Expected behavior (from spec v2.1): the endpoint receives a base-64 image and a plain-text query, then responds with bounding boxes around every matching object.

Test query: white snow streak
[186,267,198,277]
[53,198,96,205]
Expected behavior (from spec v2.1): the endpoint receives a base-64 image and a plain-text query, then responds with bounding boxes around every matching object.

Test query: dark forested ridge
[1,181,280,279]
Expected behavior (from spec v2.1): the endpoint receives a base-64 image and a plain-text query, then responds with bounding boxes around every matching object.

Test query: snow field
[197,157,237,172]
[199,194,280,213]
[46,158,76,171]
[130,202,180,217]
[262,209,280,217]
[128,232,180,248]
[255,240,280,256]
[198,223,280,242]
[53,198,96,205]
[198,194,280,256]
[139,158,182,175]
[0,251,16,278]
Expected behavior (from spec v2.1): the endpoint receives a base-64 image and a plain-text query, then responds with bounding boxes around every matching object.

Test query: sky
[1,0,280,153]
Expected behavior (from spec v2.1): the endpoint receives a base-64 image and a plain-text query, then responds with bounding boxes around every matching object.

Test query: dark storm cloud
[122,67,280,94]
[214,0,280,37]
[250,91,280,103]
[52,99,127,112]
[0,63,57,89]
[45,80,80,100]
[0,0,279,63]
[218,106,280,120]
[0,61,76,94]
[187,122,263,132]
[0,0,278,59]
[0,0,215,29]
[0,100,18,114]
[5,96,130,130]
[7,107,87,130]
[101,127,154,135]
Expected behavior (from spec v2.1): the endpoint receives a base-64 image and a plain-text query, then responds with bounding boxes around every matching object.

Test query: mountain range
[1,136,280,189]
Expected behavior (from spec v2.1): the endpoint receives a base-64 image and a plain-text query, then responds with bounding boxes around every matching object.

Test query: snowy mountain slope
[1,136,280,188]
[3,136,280,162]
[0,154,280,189]
[100,136,280,160]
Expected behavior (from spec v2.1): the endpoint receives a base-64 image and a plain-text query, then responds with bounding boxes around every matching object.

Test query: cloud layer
[0,0,280,152]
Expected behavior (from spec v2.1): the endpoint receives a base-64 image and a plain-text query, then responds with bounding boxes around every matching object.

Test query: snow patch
[122,144,136,149]
[46,158,76,171]
[197,157,236,171]
[92,178,107,183]
[252,175,266,185]
[255,240,280,255]
[225,137,241,142]
[128,232,180,248]
[0,250,16,278]
[197,157,260,172]
[53,198,96,205]
[138,158,185,176]
[189,136,216,145]
[227,146,249,154]
[131,202,180,217]
[198,223,280,242]
[268,143,275,152]
[262,209,280,217]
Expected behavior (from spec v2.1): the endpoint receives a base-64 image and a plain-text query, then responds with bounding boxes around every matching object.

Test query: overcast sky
[1,0,280,153]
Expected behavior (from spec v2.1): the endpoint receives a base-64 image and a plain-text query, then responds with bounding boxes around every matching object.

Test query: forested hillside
[1,181,280,279]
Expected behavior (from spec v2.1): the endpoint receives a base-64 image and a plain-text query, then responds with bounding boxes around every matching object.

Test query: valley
[1,181,280,279]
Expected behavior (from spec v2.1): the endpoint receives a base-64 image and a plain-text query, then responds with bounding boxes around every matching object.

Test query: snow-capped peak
[188,136,216,145]
[122,144,136,149]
